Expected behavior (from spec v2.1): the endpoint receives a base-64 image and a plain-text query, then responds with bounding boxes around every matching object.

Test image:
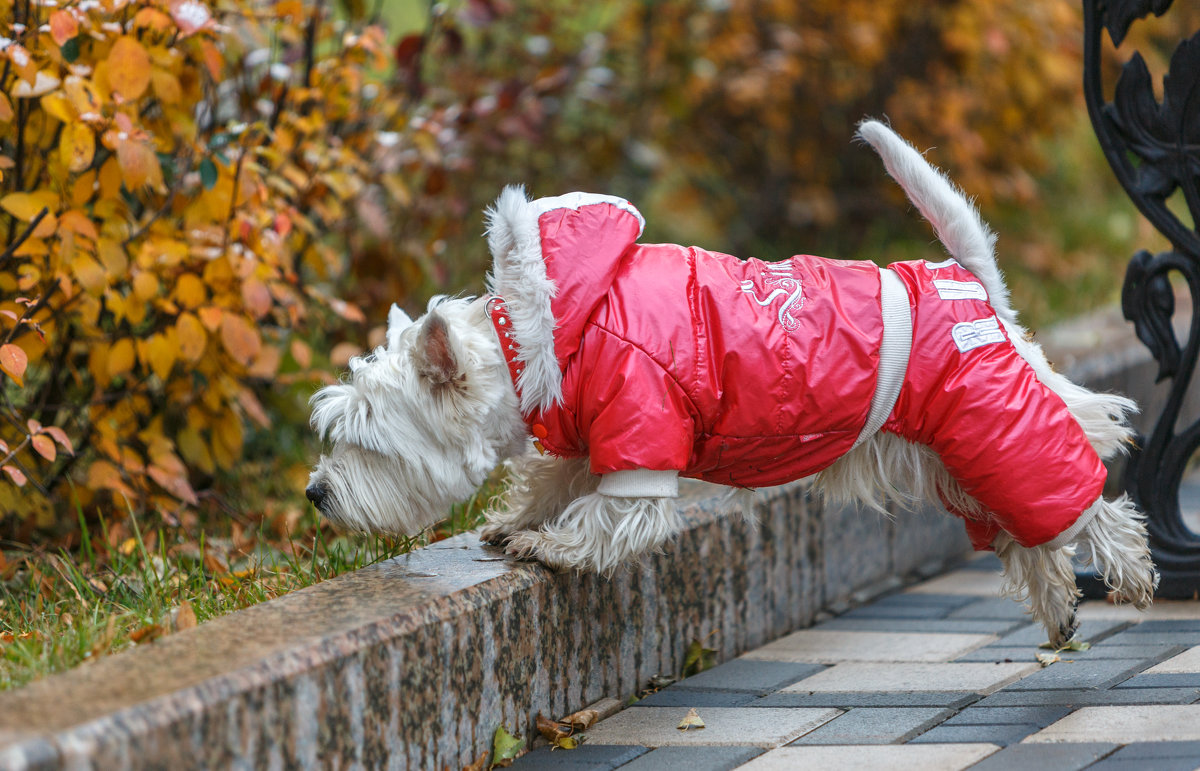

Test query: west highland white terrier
[307,121,1157,646]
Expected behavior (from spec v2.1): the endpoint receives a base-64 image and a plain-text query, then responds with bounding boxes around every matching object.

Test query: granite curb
[0,484,971,770]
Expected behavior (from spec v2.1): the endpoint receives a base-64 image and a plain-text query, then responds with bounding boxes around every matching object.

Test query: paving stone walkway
[513,554,1200,770]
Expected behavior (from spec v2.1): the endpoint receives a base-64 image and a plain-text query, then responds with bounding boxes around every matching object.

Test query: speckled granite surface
[0,484,970,770]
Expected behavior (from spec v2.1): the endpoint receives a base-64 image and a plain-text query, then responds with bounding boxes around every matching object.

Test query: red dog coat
[486,192,1105,550]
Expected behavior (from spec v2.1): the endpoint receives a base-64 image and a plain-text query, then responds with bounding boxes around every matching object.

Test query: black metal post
[1080,0,1200,598]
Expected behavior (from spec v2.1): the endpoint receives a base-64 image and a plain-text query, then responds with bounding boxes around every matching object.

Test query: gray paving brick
[747,629,998,664]
[780,661,1035,694]
[1125,620,1200,634]
[972,687,1200,707]
[814,618,1026,635]
[633,688,760,708]
[1146,645,1200,673]
[1105,741,1200,759]
[877,592,982,607]
[941,706,1072,727]
[953,647,1047,663]
[1114,673,1200,689]
[962,742,1118,771]
[1026,704,1200,742]
[1104,627,1200,647]
[787,707,950,745]
[841,593,979,620]
[959,643,1186,664]
[750,691,980,709]
[908,722,1039,746]
[959,554,1004,572]
[841,604,962,620]
[1074,643,1187,661]
[746,744,1002,769]
[585,707,839,748]
[1001,658,1150,691]
[1085,759,1198,771]
[909,570,1006,597]
[512,744,649,770]
[947,597,1030,621]
[990,618,1130,648]
[615,746,764,771]
[672,660,824,694]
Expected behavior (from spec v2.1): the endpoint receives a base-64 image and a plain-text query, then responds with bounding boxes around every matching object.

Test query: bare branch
[0,207,50,267]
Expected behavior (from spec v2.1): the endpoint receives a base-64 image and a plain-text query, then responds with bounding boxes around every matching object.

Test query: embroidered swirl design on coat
[739,261,805,330]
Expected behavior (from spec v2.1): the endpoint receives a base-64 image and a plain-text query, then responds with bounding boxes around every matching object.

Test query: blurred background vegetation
[0,0,1196,686]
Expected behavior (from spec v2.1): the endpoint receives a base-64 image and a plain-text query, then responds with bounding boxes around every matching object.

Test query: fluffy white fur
[308,120,1157,647]
[484,187,564,414]
[307,296,528,534]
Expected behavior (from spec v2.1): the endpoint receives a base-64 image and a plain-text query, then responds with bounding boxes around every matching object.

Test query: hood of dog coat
[485,188,645,414]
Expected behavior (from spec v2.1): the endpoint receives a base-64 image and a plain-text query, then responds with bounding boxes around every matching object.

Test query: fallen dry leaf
[560,708,599,732]
[129,623,163,644]
[0,631,41,645]
[677,707,705,731]
[459,749,488,771]
[682,637,718,678]
[175,600,197,631]
[490,725,524,767]
[536,712,571,743]
[536,709,597,750]
[1036,652,1060,667]
[644,674,676,694]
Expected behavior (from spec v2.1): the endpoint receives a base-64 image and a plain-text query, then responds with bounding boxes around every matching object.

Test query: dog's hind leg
[480,454,598,545]
[502,493,682,574]
[995,535,1082,648]
[1070,494,1159,609]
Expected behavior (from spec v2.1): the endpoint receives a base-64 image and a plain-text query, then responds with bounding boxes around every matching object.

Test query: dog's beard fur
[307,121,1159,648]
[307,296,527,535]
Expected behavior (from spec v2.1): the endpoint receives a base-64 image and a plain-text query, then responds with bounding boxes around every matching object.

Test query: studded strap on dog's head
[486,296,523,391]
[486,296,548,454]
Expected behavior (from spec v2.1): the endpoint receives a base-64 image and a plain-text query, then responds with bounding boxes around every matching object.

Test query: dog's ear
[414,311,459,385]
[387,304,414,350]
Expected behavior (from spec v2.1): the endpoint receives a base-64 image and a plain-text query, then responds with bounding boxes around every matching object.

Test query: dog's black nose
[306,483,329,510]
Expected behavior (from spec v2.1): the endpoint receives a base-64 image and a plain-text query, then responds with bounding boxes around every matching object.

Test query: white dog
[308,121,1157,646]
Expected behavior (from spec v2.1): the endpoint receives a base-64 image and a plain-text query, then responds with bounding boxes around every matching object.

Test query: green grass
[0,486,495,692]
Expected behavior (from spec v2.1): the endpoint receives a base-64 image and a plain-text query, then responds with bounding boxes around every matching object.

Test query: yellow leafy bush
[0,0,372,525]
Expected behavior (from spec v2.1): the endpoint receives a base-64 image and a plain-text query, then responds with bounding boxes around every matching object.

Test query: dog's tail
[856,119,1016,329]
[857,119,1138,460]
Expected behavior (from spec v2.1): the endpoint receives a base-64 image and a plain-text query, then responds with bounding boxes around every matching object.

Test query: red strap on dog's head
[486,296,523,394]
[487,296,547,454]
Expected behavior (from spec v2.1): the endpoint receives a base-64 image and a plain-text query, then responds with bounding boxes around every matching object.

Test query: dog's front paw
[478,520,512,546]
[501,531,574,572]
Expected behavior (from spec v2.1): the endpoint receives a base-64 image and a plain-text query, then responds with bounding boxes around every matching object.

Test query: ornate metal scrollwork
[1082,0,1200,597]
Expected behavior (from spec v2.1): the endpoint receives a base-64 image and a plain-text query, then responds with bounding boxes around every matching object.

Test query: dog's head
[306,297,522,535]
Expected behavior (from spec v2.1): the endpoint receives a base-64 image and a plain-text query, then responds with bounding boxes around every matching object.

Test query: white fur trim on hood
[483,186,645,414]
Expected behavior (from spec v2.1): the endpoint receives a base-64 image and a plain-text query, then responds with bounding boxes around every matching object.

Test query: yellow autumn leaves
[0,0,388,524]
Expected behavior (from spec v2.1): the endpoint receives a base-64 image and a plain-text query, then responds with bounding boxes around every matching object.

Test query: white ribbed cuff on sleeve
[597,469,680,498]
[1045,499,1101,549]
